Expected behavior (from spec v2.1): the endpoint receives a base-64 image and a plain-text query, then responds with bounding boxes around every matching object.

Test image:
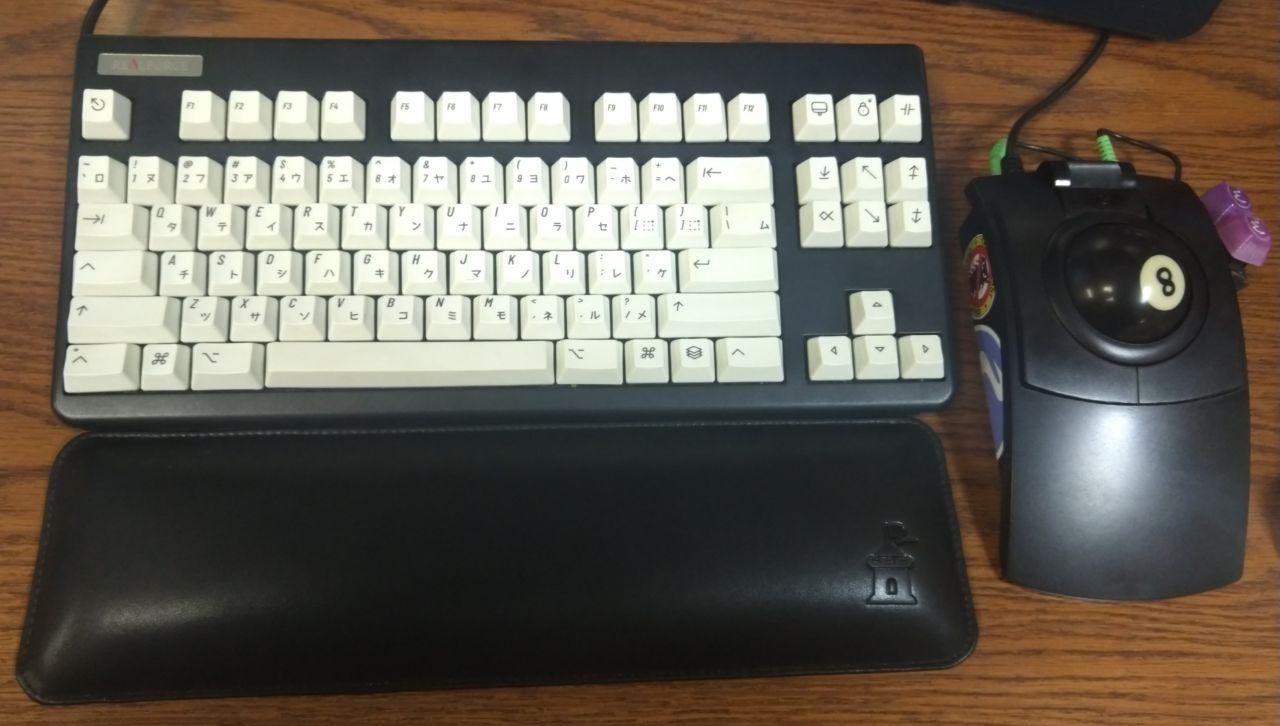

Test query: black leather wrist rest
[18,420,975,704]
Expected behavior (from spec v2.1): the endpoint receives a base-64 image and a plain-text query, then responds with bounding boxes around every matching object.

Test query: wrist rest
[18,420,975,703]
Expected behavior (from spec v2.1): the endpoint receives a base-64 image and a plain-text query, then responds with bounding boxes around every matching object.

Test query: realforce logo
[98,53,203,77]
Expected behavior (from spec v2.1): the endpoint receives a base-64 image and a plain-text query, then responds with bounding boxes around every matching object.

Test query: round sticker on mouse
[964,234,995,320]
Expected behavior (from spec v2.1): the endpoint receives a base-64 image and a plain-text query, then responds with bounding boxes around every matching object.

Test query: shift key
[657,292,780,338]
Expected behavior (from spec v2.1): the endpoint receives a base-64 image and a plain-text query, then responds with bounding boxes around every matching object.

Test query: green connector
[1096,134,1118,162]
[989,138,1008,176]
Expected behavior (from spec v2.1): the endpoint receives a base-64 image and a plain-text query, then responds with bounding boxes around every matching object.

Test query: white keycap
[799,201,843,248]
[880,94,923,143]
[482,91,525,141]
[208,250,255,296]
[567,295,611,339]
[342,204,388,250]
[140,343,191,391]
[227,90,273,141]
[459,156,503,206]
[853,335,900,379]
[126,156,175,205]
[612,294,657,339]
[633,250,677,293]
[552,157,595,205]
[390,204,435,250]
[709,203,776,248]
[265,341,555,387]
[849,290,895,335]
[716,337,784,383]
[889,201,932,247]
[470,297,519,341]
[557,339,623,384]
[179,90,226,141]
[686,157,773,204]
[197,204,245,250]
[256,250,304,296]
[670,338,715,383]
[657,292,780,338]
[885,157,929,203]
[149,205,198,250]
[328,295,377,341]
[69,296,180,344]
[319,156,365,205]
[641,158,684,205]
[305,250,351,295]
[727,93,770,142]
[530,204,574,250]
[620,204,664,250]
[75,203,148,250]
[845,201,888,248]
[378,295,425,341]
[78,156,127,204]
[437,91,481,141]
[245,204,292,250]
[367,156,412,205]
[624,339,668,383]
[414,157,459,204]
[72,250,157,296]
[664,204,709,249]
[542,251,586,295]
[597,157,640,205]
[575,205,619,250]
[272,155,317,204]
[449,251,494,295]
[796,157,840,204]
[230,296,279,342]
[678,248,777,293]
[223,156,271,204]
[353,250,399,294]
[594,93,638,142]
[64,343,140,392]
[792,93,835,142]
[520,295,565,339]
[506,157,550,206]
[437,204,483,250]
[526,92,571,142]
[587,250,631,294]
[683,93,727,142]
[401,250,447,295]
[159,250,207,296]
[639,93,682,142]
[840,157,884,203]
[807,336,854,381]
[279,295,327,341]
[899,334,945,380]
[82,89,130,141]
[191,342,265,389]
[390,91,434,141]
[274,91,320,141]
[176,156,223,205]
[483,204,528,250]
[321,91,366,141]
[495,250,540,295]
[836,93,879,142]
[424,295,471,340]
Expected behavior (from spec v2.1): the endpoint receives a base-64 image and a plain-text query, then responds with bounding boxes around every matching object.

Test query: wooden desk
[0,0,1275,721]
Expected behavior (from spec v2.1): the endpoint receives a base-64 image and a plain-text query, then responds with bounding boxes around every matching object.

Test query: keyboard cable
[82,0,111,37]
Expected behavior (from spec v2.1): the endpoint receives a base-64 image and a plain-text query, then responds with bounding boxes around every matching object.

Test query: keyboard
[56,37,953,428]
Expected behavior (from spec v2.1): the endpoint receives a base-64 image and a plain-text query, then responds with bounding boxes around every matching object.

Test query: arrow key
[889,201,932,248]
[885,157,929,203]
[853,335,900,380]
[898,334,945,380]
[845,201,888,248]
[63,343,141,392]
[849,290,896,335]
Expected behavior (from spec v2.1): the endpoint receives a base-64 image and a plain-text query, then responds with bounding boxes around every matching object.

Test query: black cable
[1098,128,1183,181]
[1001,30,1110,174]
[81,0,110,37]
[1014,141,1078,162]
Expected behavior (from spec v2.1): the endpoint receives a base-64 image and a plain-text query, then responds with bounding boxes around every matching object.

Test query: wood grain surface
[0,0,1276,722]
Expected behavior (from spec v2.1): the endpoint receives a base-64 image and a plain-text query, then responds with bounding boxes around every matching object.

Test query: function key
[274,91,320,141]
[527,92,571,142]
[792,93,835,142]
[880,94,923,143]
[227,91,273,141]
[437,91,481,141]
[594,93,638,142]
[320,91,366,141]
[639,93,682,142]
[683,93,727,142]
[81,89,131,141]
[727,93,770,142]
[482,92,526,142]
[390,91,434,141]
[179,90,227,141]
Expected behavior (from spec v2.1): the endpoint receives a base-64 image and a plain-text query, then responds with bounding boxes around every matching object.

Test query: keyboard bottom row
[63,335,943,392]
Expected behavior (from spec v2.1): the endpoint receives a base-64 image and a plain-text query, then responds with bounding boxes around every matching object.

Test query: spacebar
[265,342,555,388]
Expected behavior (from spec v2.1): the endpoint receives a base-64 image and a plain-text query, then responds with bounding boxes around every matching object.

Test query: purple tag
[1201,182,1252,224]
[1215,211,1271,266]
